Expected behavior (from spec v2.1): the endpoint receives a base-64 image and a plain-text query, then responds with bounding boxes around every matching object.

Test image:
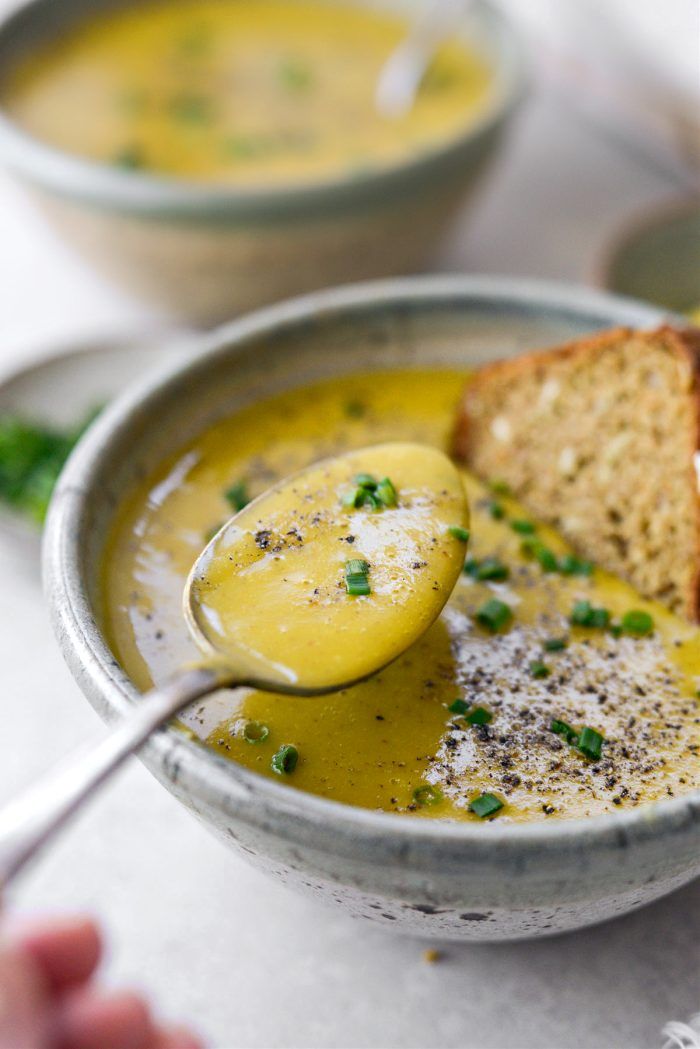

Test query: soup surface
[103,370,700,823]
[2,0,492,185]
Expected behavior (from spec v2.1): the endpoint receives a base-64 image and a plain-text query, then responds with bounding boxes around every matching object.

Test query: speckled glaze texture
[0,0,524,324]
[44,276,700,941]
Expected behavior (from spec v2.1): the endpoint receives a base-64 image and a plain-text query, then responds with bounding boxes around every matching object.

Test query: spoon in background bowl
[375,0,476,118]
[0,442,469,889]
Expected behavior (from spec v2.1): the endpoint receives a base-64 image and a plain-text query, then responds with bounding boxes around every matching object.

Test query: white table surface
[1,12,698,1048]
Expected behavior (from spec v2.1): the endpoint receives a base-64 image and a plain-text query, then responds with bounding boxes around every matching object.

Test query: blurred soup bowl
[43,275,700,942]
[0,0,525,325]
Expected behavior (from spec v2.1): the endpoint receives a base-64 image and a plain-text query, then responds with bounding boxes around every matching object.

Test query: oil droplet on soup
[102,370,700,822]
[2,0,493,185]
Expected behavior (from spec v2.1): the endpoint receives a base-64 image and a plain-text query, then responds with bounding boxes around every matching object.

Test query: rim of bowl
[0,0,527,220]
[44,274,700,862]
[592,193,700,300]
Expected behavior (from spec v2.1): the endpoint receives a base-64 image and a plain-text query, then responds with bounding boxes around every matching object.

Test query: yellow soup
[103,370,700,823]
[2,0,493,185]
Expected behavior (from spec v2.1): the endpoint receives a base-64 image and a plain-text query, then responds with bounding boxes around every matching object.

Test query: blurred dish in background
[0,0,524,325]
[596,198,700,318]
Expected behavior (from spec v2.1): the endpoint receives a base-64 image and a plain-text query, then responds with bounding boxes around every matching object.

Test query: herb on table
[577,726,604,761]
[476,598,512,632]
[464,706,492,725]
[345,558,371,596]
[271,743,299,775]
[0,408,101,524]
[469,793,503,818]
[550,719,578,745]
[558,554,594,576]
[510,519,536,535]
[448,698,470,715]
[342,473,397,511]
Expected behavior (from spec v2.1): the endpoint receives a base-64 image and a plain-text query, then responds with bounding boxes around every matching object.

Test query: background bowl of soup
[0,0,524,325]
[44,274,700,941]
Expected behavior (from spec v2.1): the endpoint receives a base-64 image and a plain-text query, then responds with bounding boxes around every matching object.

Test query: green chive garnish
[621,610,654,636]
[354,473,376,488]
[344,399,366,419]
[465,706,492,725]
[448,698,470,715]
[488,501,505,520]
[413,785,443,807]
[345,558,370,596]
[577,726,604,761]
[570,600,610,628]
[511,519,536,535]
[558,554,594,576]
[375,477,398,508]
[543,637,568,652]
[470,793,503,818]
[243,721,269,744]
[476,598,512,632]
[520,538,557,571]
[448,525,470,542]
[271,743,298,775]
[529,661,551,679]
[550,719,578,745]
[472,557,509,582]
[224,480,249,511]
[489,479,511,496]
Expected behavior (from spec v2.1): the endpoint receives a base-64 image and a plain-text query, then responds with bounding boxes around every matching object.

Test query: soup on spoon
[0,442,468,886]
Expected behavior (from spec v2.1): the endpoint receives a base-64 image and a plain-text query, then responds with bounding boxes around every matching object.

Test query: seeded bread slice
[453,326,700,620]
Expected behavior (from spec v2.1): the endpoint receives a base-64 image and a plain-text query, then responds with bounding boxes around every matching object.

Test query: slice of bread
[453,325,700,621]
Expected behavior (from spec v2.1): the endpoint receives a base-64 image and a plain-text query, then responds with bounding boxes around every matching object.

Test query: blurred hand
[0,916,203,1049]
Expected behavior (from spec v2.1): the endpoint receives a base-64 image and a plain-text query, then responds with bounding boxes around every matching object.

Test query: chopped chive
[413,784,443,807]
[621,610,654,636]
[610,623,623,638]
[448,698,470,715]
[529,661,551,679]
[520,538,557,571]
[465,706,492,725]
[224,479,249,511]
[243,721,269,744]
[473,557,509,582]
[570,600,610,628]
[271,743,298,775]
[344,399,366,418]
[375,477,398,508]
[278,57,313,90]
[469,792,503,818]
[113,145,146,170]
[558,554,594,576]
[489,479,511,496]
[543,637,568,652]
[488,500,505,520]
[577,726,604,761]
[476,598,512,632]
[345,558,370,596]
[354,473,377,489]
[550,719,578,745]
[511,519,536,535]
[448,525,470,542]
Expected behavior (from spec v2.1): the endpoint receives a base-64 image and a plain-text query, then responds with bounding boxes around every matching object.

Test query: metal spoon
[375,0,475,119]
[0,443,468,889]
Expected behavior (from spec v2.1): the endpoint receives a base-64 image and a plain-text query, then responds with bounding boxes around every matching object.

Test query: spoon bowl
[0,442,467,887]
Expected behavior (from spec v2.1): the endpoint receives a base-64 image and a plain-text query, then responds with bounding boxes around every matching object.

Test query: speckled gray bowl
[0,0,524,325]
[44,276,700,941]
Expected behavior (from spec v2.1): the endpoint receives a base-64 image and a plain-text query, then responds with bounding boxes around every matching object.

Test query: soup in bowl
[45,277,700,941]
[0,0,524,322]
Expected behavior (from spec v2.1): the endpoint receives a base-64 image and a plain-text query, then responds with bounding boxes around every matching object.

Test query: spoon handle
[0,665,225,890]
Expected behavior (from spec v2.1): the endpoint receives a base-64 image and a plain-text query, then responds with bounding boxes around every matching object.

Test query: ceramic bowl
[596,197,700,315]
[0,0,524,326]
[44,275,700,942]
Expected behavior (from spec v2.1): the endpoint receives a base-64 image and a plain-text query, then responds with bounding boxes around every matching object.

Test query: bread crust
[453,325,700,622]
